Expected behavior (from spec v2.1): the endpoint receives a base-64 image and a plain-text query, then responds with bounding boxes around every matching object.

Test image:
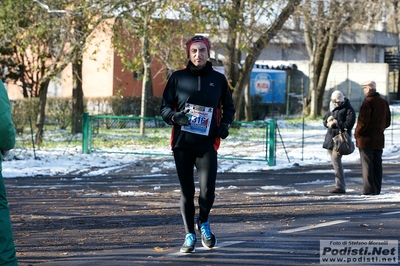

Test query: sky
[2,104,400,202]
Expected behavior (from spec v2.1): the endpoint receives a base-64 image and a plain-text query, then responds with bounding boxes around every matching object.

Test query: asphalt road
[5,161,400,266]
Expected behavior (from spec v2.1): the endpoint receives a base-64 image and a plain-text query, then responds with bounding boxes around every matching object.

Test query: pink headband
[185,35,211,57]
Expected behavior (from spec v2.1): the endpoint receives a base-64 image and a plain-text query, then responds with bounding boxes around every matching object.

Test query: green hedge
[10,94,281,133]
[10,96,163,132]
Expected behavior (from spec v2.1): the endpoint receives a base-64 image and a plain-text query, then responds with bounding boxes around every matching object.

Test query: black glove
[217,124,229,139]
[173,112,190,126]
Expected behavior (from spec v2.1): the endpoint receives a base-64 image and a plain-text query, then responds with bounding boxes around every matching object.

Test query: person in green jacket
[0,80,18,266]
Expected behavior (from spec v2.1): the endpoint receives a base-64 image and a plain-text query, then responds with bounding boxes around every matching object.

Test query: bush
[10,96,164,133]
[87,95,162,117]
[10,98,39,134]
[46,97,73,130]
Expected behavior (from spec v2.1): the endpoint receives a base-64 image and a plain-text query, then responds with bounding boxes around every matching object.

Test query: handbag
[332,129,355,155]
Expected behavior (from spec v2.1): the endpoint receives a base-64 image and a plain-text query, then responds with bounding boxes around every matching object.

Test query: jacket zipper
[198,76,201,91]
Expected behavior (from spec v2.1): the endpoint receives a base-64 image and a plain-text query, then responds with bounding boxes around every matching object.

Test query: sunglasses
[186,36,209,45]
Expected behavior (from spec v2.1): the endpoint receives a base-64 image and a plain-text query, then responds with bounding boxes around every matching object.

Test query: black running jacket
[160,61,236,152]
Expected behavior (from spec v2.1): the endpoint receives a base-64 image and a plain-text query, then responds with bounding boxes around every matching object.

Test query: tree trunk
[308,61,318,118]
[72,56,84,134]
[140,15,152,136]
[35,79,50,146]
[244,83,253,121]
[140,61,151,135]
[316,33,339,114]
[233,60,253,121]
[223,0,241,90]
[19,64,29,98]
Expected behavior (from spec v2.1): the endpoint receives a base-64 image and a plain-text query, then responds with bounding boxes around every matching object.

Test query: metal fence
[12,115,82,160]
[82,113,276,166]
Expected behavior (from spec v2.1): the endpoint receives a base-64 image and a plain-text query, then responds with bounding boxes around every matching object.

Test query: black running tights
[173,149,217,234]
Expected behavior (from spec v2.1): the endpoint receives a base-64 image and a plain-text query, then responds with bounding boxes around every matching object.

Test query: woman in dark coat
[323,90,356,194]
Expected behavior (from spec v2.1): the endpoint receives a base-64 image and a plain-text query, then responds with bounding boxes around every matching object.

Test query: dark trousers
[173,149,217,234]
[359,148,383,195]
[0,172,18,266]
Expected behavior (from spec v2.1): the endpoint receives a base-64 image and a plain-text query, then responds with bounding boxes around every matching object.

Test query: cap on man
[361,80,376,90]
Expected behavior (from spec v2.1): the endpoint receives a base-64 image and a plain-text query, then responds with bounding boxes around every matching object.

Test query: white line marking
[381,211,400,215]
[279,220,350,234]
[167,241,244,257]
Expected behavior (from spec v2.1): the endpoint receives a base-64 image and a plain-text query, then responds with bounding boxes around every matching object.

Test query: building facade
[5,27,398,114]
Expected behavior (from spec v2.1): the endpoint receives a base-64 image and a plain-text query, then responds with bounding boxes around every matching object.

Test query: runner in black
[160,35,235,253]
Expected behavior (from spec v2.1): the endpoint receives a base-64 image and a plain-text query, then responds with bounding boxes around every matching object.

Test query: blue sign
[250,69,286,103]
[213,66,287,104]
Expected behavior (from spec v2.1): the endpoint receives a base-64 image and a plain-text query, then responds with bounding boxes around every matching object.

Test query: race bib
[181,103,213,136]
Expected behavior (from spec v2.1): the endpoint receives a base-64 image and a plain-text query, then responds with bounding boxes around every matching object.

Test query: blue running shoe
[196,219,217,249]
[180,233,196,253]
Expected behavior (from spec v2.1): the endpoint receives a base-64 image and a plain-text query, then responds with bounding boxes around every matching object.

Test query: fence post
[82,112,90,154]
[268,120,276,166]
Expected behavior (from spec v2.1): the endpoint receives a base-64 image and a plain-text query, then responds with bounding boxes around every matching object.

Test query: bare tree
[0,0,73,145]
[112,0,204,135]
[1,0,115,145]
[112,1,157,135]
[220,0,300,121]
[63,1,116,134]
[299,0,367,117]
